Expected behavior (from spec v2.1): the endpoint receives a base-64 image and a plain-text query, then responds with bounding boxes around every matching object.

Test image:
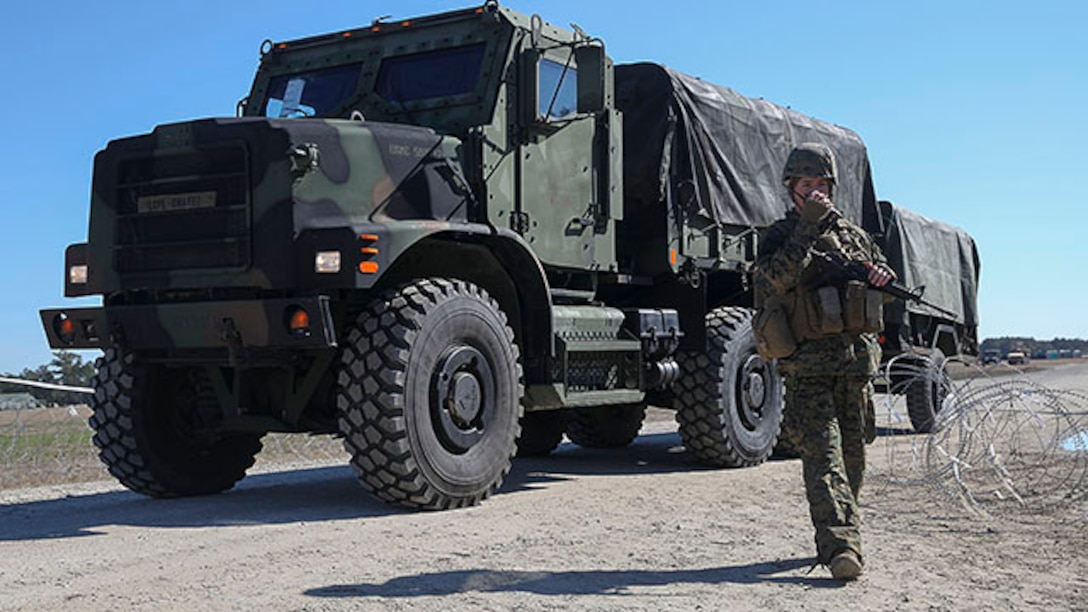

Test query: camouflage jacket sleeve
[843,220,892,274]
[753,209,821,300]
[864,226,890,269]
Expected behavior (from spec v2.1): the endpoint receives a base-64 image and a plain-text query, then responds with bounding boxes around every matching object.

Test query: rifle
[810,250,960,320]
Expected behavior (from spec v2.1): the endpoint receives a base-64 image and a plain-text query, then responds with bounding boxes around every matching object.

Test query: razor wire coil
[871,355,1088,521]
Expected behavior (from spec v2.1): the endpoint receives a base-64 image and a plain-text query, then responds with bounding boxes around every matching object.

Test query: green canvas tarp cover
[613,64,977,328]
[879,201,980,326]
[615,62,878,230]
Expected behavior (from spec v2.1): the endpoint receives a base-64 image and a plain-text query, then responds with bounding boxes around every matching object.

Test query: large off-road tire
[565,404,647,449]
[906,350,949,434]
[673,307,784,467]
[336,279,523,510]
[89,348,262,497]
[515,410,569,457]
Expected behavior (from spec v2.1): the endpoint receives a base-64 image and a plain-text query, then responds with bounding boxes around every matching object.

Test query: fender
[930,322,961,359]
[296,221,554,380]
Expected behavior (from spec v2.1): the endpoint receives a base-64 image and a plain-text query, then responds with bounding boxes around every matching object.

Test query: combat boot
[829,550,863,580]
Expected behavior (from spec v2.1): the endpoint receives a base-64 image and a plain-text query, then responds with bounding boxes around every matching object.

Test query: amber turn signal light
[285,306,311,337]
[53,313,76,345]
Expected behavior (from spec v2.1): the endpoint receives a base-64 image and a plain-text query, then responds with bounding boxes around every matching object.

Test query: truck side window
[538,58,578,121]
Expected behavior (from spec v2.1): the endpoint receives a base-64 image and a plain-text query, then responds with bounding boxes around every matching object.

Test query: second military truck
[41,2,975,509]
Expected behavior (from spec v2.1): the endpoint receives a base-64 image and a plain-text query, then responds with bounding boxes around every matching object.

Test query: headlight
[69,264,88,284]
[314,251,341,274]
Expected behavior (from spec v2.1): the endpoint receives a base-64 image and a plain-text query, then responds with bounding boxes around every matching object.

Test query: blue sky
[1,1,1085,373]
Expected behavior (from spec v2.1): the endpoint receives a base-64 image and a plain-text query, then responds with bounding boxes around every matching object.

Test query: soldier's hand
[866,263,893,287]
[800,191,833,224]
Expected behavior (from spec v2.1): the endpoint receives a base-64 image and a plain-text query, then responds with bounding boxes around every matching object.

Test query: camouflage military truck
[873,201,980,432]
[41,1,904,509]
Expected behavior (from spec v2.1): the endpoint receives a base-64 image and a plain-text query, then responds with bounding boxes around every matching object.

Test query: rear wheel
[89,348,262,497]
[336,278,523,510]
[906,350,949,433]
[673,307,784,467]
[516,410,569,457]
[566,404,647,449]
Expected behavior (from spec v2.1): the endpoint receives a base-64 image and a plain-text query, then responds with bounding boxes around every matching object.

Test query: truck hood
[86,117,469,292]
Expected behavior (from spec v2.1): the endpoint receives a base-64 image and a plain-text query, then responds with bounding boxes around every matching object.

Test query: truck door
[517,45,615,271]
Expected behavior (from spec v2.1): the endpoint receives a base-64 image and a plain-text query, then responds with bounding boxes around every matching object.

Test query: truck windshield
[375,43,486,104]
[264,63,364,118]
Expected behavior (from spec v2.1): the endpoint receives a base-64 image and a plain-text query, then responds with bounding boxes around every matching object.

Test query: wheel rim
[431,345,494,453]
[164,367,222,448]
[737,354,770,431]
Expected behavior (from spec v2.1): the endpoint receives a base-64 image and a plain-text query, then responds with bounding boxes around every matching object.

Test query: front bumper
[40,296,337,350]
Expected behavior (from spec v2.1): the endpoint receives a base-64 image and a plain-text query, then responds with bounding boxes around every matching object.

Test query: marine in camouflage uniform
[753,143,892,580]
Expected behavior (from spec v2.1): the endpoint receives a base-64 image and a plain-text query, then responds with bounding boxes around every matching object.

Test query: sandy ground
[1,363,1086,611]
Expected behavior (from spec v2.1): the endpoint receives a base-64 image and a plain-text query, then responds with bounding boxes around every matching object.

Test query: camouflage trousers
[781,372,875,565]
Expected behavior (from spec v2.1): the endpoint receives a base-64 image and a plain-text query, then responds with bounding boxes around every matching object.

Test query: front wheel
[673,307,784,467]
[336,279,523,510]
[89,348,262,497]
[516,410,569,457]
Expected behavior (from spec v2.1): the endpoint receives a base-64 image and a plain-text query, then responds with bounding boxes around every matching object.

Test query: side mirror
[574,45,605,114]
[520,48,543,125]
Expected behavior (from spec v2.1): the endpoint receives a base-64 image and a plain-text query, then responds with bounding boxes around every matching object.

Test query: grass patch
[0,406,102,490]
[0,406,348,490]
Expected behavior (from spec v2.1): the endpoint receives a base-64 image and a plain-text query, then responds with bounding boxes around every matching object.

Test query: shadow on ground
[0,425,929,543]
[0,432,708,542]
[0,465,388,541]
[304,557,846,599]
[503,430,711,494]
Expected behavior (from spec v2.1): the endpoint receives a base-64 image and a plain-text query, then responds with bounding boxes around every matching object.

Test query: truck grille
[114,144,250,272]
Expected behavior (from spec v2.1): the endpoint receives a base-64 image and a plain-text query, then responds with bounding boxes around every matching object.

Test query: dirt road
[2,363,1086,611]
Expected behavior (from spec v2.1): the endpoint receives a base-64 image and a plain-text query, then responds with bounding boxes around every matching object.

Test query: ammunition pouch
[788,286,840,341]
[753,297,798,360]
[842,281,884,334]
[807,286,844,336]
[787,281,884,343]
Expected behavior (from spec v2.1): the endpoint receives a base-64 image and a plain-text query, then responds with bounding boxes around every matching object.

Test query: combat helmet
[782,142,837,184]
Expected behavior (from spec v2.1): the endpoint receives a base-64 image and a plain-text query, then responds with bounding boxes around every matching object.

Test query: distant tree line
[0,351,96,406]
[980,337,1087,359]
